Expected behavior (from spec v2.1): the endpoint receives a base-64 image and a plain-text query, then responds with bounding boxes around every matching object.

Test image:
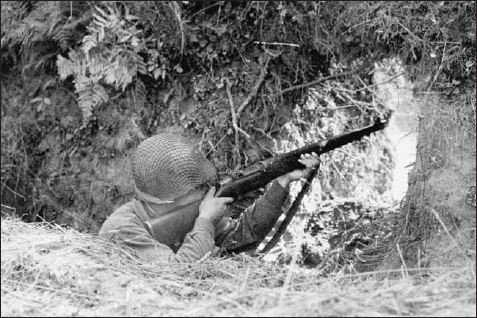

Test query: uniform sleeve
[99,205,217,263]
[171,217,218,262]
[221,180,288,253]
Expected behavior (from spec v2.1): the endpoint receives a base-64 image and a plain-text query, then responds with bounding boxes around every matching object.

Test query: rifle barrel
[216,116,389,198]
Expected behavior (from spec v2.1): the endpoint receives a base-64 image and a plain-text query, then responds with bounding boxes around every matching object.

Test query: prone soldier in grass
[99,133,320,262]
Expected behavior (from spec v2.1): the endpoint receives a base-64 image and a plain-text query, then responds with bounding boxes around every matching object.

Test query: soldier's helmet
[131,133,217,201]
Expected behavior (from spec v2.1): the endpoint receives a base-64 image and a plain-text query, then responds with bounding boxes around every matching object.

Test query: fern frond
[27,1,60,23]
[93,12,110,28]
[93,4,121,30]
[54,2,149,121]
[2,22,29,50]
[23,2,62,44]
[53,28,75,51]
[136,59,148,75]
[82,33,99,56]
[76,83,109,120]
[57,49,94,80]
[125,50,147,75]
[132,78,147,110]
[24,49,58,74]
[32,54,57,73]
[103,59,119,87]
[74,74,104,90]
[89,56,109,77]
[57,54,76,80]
[2,0,83,72]
[115,55,134,91]
[1,1,31,34]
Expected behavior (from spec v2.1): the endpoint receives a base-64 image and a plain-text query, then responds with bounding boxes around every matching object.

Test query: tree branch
[254,41,300,48]
[281,63,372,94]
[236,55,271,118]
[332,72,405,94]
[226,79,250,169]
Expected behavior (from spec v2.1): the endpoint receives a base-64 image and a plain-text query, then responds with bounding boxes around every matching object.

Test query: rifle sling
[259,166,320,254]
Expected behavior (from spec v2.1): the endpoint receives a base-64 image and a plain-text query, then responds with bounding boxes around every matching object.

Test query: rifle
[144,116,390,251]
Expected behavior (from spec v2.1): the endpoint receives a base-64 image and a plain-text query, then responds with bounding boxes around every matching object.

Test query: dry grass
[1,216,475,317]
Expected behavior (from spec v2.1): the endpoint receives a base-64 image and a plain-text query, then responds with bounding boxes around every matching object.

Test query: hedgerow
[1,1,475,246]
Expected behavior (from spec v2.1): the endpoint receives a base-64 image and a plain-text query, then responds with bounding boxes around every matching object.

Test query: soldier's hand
[199,187,234,226]
[277,152,320,187]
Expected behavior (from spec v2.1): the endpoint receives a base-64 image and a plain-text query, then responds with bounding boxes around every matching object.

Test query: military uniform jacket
[99,181,288,263]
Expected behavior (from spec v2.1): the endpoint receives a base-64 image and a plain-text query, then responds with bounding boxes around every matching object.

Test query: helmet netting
[132,133,216,201]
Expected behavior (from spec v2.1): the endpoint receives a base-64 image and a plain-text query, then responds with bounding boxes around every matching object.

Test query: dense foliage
[1,1,475,233]
[2,1,474,118]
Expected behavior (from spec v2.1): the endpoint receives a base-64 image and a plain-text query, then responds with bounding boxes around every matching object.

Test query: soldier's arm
[220,153,320,253]
[99,203,219,263]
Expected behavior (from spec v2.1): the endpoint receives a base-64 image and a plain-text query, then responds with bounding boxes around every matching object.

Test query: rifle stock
[144,116,390,251]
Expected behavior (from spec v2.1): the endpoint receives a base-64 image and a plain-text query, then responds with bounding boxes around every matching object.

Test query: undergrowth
[1,216,475,316]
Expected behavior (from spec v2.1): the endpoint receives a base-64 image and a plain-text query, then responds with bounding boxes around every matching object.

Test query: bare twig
[226,80,241,168]
[355,72,405,92]
[397,22,423,43]
[236,55,271,118]
[330,159,346,181]
[226,80,250,140]
[338,92,367,113]
[163,87,175,104]
[2,184,26,200]
[331,72,405,96]
[281,229,304,297]
[204,134,227,157]
[226,79,250,169]
[430,208,467,257]
[281,63,372,93]
[336,148,362,160]
[252,139,274,156]
[428,41,447,94]
[341,18,379,35]
[396,243,409,278]
[254,41,300,48]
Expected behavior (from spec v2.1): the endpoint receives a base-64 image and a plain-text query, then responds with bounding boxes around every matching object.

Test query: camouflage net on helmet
[131,133,217,201]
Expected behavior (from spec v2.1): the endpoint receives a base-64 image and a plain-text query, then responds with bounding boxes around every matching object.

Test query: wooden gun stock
[144,116,390,251]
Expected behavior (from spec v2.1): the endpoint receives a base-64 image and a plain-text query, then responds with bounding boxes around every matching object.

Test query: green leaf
[131,36,140,47]
[93,12,109,27]
[119,34,132,43]
[43,79,56,90]
[153,68,161,80]
[30,97,43,104]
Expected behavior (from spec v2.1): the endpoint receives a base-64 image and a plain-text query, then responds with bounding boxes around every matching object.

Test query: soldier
[99,133,319,262]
